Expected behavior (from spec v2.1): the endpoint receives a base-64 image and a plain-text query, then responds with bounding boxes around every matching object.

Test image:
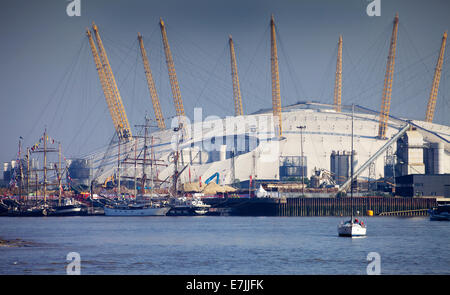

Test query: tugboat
[429,204,450,221]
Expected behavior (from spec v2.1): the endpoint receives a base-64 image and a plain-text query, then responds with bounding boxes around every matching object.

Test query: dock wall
[276,197,437,217]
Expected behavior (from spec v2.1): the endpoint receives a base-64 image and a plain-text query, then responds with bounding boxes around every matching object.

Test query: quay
[1,195,441,217]
[276,197,437,217]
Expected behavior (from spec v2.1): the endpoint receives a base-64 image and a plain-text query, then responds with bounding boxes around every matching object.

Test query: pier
[276,197,437,217]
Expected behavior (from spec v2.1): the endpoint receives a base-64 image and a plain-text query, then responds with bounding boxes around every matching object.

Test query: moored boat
[49,198,83,216]
[429,204,450,221]
[167,195,211,216]
[104,201,170,216]
[8,206,49,217]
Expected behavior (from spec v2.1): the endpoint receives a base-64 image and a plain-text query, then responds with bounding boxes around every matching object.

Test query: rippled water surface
[0,216,449,274]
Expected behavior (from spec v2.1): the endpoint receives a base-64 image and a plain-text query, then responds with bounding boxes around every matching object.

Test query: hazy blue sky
[1,0,449,173]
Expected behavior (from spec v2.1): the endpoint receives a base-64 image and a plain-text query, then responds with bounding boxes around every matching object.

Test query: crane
[159,18,185,129]
[229,35,244,116]
[205,172,219,185]
[137,32,166,130]
[425,31,447,123]
[270,14,282,138]
[378,13,399,139]
[333,35,343,112]
[91,22,132,141]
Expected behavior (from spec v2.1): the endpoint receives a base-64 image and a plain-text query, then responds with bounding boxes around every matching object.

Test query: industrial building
[395,174,450,197]
[67,159,92,187]
[2,158,39,186]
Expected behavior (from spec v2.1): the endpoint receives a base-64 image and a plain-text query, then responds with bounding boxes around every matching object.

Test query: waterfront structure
[76,14,450,195]
[395,174,450,197]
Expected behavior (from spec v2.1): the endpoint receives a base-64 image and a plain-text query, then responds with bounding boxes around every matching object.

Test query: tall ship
[100,116,171,216]
[4,130,85,216]
[103,201,170,216]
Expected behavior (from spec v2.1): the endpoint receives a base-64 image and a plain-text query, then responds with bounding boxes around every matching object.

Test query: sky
[1,0,450,175]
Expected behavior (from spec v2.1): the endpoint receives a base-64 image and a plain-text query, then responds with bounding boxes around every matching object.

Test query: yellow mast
[425,31,447,123]
[138,32,166,130]
[159,18,185,127]
[229,35,244,116]
[378,13,399,139]
[333,35,343,112]
[270,14,282,138]
[86,29,121,137]
[92,22,132,141]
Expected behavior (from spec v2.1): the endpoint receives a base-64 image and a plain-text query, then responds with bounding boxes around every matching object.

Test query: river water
[0,216,449,275]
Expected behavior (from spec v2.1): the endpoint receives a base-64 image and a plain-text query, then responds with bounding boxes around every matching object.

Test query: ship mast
[150,136,155,197]
[26,147,30,201]
[351,104,354,222]
[18,138,23,202]
[117,139,121,197]
[134,138,138,198]
[141,117,149,196]
[43,129,47,205]
[58,143,62,206]
[124,118,165,198]
[173,129,180,197]
[30,130,59,207]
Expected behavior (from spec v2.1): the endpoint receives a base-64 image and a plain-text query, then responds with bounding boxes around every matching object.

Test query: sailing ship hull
[49,205,83,216]
[104,206,170,216]
[338,223,367,237]
[8,208,49,217]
